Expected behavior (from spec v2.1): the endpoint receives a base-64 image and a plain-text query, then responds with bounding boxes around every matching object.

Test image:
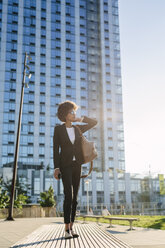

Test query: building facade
[0,0,125,204]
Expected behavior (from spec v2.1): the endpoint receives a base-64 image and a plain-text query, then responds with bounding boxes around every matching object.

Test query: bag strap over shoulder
[80,161,93,179]
[75,125,94,179]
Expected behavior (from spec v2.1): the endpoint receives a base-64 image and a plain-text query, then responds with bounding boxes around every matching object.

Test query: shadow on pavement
[106,229,127,234]
[12,237,64,248]
[148,218,165,230]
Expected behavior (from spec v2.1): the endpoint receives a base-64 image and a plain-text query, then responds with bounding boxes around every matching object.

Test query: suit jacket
[53,116,97,170]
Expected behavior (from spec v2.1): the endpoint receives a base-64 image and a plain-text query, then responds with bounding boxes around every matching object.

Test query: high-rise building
[0,0,125,204]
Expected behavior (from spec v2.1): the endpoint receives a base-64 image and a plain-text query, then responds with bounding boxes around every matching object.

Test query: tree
[39,186,56,207]
[138,192,150,202]
[139,177,151,202]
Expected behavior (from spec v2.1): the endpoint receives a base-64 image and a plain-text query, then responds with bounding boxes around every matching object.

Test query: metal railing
[56,202,165,216]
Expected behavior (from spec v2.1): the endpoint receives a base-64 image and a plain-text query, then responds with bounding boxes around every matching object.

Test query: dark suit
[53,116,97,170]
[53,116,97,224]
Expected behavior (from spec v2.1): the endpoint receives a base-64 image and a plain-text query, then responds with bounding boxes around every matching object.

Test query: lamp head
[28,73,32,79]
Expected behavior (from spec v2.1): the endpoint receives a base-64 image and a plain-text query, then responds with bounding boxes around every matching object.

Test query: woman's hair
[57,100,78,122]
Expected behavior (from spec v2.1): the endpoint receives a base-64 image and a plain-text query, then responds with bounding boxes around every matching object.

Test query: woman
[53,101,97,239]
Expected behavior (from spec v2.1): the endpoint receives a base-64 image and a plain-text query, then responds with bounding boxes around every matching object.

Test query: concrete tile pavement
[0,217,63,248]
[0,217,165,248]
[99,222,165,248]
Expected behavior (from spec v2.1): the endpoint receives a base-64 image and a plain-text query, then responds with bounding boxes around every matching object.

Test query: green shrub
[0,188,10,208]
[39,186,56,207]
[14,194,28,209]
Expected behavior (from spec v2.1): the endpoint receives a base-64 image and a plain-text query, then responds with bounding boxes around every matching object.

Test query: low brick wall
[0,206,56,218]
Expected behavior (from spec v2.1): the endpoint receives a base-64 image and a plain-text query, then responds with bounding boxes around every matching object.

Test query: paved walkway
[100,223,165,248]
[0,217,165,248]
[11,223,131,248]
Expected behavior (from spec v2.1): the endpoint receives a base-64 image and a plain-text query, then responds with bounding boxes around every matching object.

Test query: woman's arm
[53,126,61,169]
[76,116,97,133]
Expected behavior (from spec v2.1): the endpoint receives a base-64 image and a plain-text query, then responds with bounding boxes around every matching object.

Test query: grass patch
[76,215,165,230]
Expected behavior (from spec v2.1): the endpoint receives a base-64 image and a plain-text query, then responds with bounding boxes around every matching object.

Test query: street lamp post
[6,53,31,220]
[85,179,90,215]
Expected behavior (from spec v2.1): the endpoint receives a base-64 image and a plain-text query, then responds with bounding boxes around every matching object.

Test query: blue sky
[118,0,165,174]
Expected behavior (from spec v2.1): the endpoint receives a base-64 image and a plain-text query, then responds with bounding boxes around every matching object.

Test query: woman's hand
[73,117,84,122]
[54,168,61,180]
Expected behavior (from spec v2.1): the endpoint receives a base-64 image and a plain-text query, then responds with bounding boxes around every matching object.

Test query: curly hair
[57,101,78,122]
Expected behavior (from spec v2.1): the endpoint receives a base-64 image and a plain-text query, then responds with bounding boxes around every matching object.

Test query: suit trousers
[61,161,81,224]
